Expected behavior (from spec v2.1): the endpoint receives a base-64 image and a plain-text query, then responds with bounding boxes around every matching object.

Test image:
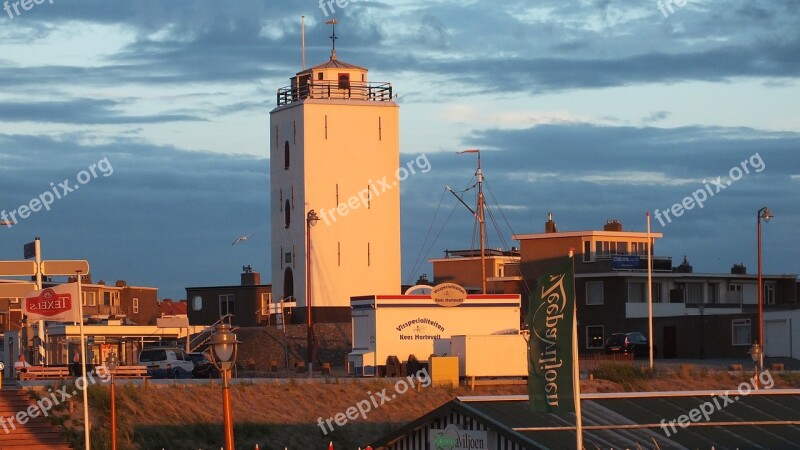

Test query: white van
[138,347,195,379]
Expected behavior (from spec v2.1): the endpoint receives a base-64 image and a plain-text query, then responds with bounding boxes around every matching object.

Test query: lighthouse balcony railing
[277,81,393,106]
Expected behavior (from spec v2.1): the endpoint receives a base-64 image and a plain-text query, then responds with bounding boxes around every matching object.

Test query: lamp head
[760,207,773,223]
[750,342,761,362]
[209,323,240,368]
[307,210,320,227]
[105,351,119,371]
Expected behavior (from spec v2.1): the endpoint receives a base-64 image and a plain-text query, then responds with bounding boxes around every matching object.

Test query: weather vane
[326,19,338,51]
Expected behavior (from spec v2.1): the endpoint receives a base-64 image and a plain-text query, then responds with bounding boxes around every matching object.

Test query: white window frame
[708,283,719,304]
[651,282,663,303]
[219,294,235,316]
[731,319,751,346]
[132,297,139,314]
[586,325,604,349]
[260,293,272,316]
[586,281,604,305]
[763,284,775,305]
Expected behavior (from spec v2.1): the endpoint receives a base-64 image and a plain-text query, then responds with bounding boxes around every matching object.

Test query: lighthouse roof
[296,50,367,75]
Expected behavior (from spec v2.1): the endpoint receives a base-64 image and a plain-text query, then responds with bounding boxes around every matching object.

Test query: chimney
[545,212,558,233]
[115,280,127,287]
[604,219,623,232]
[241,265,261,285]
[731,263,747,275]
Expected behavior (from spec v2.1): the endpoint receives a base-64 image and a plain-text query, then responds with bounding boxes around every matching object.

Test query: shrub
[591,363,649,388]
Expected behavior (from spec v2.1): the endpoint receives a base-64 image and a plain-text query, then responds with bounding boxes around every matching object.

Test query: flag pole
[569,250,583,449]
[76,270,91,450]
[647,212,654,372]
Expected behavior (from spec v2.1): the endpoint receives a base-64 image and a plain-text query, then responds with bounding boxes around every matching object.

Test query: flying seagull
[231,233,255,246]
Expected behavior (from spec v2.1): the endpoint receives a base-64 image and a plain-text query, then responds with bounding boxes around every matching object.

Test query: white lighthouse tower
[270,31,401,325]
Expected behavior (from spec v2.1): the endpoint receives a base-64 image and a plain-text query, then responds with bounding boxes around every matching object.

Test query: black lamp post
[208,323,240,450]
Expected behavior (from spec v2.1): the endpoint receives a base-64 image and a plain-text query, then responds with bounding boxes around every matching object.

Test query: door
[765,319,791,357]
[663,326,677,358]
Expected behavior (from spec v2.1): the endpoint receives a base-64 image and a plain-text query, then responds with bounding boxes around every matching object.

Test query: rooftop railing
[277,81,393,106]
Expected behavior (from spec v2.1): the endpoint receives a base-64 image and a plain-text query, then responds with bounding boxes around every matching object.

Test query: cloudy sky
[0,0,797,299]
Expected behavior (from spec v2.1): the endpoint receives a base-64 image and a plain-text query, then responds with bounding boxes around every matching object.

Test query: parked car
[138,347,195,379]
[188,351,218,378]
[604,332,652,358]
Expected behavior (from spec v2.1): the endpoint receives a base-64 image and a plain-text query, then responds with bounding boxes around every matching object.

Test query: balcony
[277,81,393,106]
[584,253,672,272]
[626,302,743,318]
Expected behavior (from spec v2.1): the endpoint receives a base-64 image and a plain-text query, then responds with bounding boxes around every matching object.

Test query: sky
[0,0,798,299]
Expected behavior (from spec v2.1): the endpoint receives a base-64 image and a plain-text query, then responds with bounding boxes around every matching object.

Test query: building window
[583,241,592,262]
[82,291,96,307]
[674,282,703,303]
[338,242,341,266]
[708,283,719,304]
[586,325,604,349]
[192,296,202,311]
[367,242,371,266]
[764,284,775,305]
[732,319,751,346]
[652,282,663,303]
[338,73,350,89]
[132,297,139,314]
[103,291,119,307]
[586,281,604,305]
[317,72,323,81]
[284,252,292,264]
[284,141,290,169]
[627,282,646,303]
[260,293,272,316]
[219,294,235,316]
[728,283,743,304]
[284,200,291,228]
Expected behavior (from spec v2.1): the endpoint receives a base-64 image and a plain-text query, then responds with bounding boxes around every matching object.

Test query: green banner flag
[527,261,575,413]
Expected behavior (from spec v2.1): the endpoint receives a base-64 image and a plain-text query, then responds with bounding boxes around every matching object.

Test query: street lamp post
[306,210,320,377]
[757,206,773,374]
[105,351,119,450]
[208,323,240,450]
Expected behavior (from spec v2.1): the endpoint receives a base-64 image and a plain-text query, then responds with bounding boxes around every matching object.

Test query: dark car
[188,352,218,378]
[604,332,652,358]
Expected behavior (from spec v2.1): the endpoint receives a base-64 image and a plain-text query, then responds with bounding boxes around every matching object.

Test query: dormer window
[317,72,324,81]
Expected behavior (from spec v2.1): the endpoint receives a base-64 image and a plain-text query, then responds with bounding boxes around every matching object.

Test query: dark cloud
[0,98,204,124]
[1,0,797,95]
[0,134,268,298]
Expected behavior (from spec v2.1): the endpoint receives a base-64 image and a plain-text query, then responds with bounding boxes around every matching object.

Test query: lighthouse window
[338,73,350,89]
[284,200,291,228]
[284,141,290,170]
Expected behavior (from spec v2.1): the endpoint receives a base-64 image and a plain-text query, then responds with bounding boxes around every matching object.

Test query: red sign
[25,288,72,317]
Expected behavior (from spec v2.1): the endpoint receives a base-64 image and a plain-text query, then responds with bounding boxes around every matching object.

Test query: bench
[18,366,70,380]
[109,366,150,379]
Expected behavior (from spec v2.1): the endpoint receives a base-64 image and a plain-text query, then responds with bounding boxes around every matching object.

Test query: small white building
[348,294,521,375]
